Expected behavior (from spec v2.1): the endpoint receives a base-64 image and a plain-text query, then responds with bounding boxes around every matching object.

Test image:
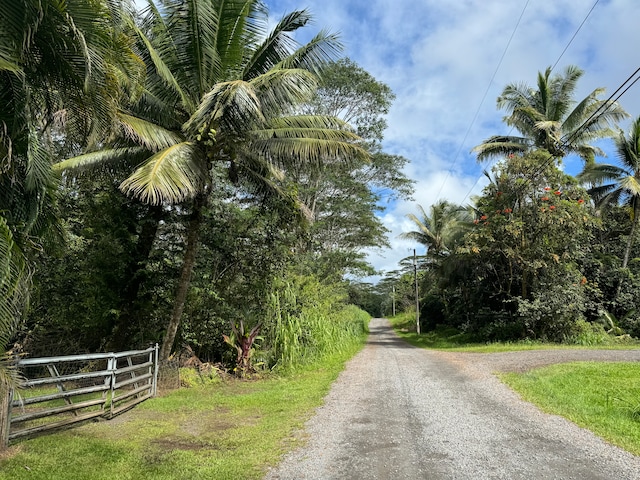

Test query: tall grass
[265,276,369,370]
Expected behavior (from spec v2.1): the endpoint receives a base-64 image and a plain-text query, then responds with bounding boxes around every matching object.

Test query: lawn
[501,362,640,456]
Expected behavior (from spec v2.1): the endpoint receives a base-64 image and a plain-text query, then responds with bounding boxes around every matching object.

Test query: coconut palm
[473,65,627,163]
[579,116,640,269]
[400,200,468,260]
[56,0,368,361]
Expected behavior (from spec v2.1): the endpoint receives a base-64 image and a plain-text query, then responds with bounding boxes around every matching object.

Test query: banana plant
[223,320,263,377]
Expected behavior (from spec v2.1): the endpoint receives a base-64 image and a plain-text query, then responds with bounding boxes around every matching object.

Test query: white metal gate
[2,345,158,446]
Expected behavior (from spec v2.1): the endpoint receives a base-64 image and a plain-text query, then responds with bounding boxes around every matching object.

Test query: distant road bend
[265,318,640,480]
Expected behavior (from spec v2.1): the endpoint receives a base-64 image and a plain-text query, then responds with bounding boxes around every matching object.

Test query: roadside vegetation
[388,312,640,352]
[501,363,640,456]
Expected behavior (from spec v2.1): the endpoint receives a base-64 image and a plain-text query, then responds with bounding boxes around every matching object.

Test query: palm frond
[242,9,311,80]
[120,142,207,205]
[131,22,195,113]
[53,147,147,173]
[184,80,263,136]
[250,136,369,169]
[250,68,318,116]
[277,29,343,75]
[0,215,27,354]
[117,112,183,151]
[472,136,530,162]
[619,176,640,198]
[216,0,266,73]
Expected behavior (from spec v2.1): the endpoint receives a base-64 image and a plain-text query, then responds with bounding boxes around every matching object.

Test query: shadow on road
[366,324,416,349]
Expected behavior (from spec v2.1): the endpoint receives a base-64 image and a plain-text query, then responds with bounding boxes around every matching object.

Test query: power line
[550,0,600,72]
[433,0,531,203]
[561,66,640,147]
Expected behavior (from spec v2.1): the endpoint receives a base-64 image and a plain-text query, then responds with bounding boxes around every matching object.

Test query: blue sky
[264,0,640,281]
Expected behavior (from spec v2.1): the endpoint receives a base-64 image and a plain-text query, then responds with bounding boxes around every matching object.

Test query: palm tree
[0,0,138,332]
[56,0,368,361]
[400,200,468,260]
[473,65,627,163]
[579,116,640,269]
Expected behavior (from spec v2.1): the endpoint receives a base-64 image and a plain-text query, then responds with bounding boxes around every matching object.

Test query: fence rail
[1,345,159,447]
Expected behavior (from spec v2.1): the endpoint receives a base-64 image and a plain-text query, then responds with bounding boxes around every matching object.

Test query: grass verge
[500,362,640,456]
[387,312,640,352]
[0,341,364,480]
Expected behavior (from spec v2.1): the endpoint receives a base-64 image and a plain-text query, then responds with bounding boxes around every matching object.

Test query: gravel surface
[264,318,640,480]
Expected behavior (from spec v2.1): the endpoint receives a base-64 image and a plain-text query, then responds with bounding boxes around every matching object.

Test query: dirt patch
[0,444,23,461]
[180,409,234,436]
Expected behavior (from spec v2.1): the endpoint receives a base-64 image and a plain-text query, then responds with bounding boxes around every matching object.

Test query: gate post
[107,354,117,419]
[0,383,12,449]
[153,344,159,397]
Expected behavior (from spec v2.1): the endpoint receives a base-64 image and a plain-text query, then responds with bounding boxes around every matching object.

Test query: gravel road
[264,318,640,480]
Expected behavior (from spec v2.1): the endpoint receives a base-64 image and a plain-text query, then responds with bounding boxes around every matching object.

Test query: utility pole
[392,286,396,317]
[414,249,420,335]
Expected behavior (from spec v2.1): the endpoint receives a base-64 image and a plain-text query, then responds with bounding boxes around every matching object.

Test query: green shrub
[563,319,610,345]
[179,366,223,387]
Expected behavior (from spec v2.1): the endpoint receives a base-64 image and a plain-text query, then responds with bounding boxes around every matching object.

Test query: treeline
[357,66,640,344]
[1,0,412,372]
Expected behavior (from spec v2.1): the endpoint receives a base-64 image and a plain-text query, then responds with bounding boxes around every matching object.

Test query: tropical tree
[400,200,468,260]
[473,65,627,163]
[290,58,413,279]
[55,1,368,361]
[579,116,640,269]
[453,151,595,339]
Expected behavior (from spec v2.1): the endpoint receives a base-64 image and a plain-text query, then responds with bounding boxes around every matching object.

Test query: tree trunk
[622,198,639,269]
[616,198,639,298]
[159,194,206,362]
[0,382,11,450]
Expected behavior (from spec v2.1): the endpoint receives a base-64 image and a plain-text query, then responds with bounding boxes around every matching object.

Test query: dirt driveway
[265,318,640,480]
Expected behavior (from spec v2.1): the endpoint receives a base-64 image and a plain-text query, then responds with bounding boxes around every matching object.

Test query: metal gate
[2,345,158,446]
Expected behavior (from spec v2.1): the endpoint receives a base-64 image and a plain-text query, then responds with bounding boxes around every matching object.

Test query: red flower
[503,208,512,214]
[497,191,503,196]
[474,219,479,224]
[541,207,546,212]
[541,196,550,201]
[580,277,587,285]
[483,221,489,226]
[480,215,488,220]
[508,153,515,159]
[549,205,556,210]
[544,187,552,191]
[577,199,584,204]
[554,191,562,195]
